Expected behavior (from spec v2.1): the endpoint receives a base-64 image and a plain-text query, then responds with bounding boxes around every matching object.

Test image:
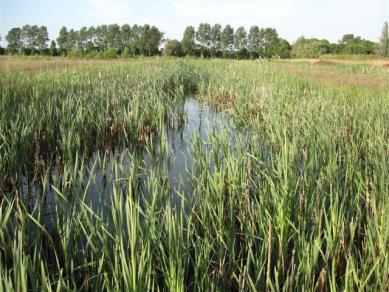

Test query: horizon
[0,0,388,47]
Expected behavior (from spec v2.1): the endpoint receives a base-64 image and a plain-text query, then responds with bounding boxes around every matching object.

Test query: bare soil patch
[312,60,334,66]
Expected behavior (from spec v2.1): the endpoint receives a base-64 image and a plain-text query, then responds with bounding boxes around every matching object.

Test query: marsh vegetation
[0,59,388,291]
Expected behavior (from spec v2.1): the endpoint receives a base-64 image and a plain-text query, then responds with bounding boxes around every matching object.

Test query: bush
[163,39,183,57]
[104,48,118,59]
[291,37,330,58]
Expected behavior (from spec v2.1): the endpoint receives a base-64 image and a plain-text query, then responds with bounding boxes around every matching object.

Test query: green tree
[107,24,121,52]
[6,27,22,54]
[20,25,31,51]
[19,25,48,54]
[210,24,222,57]
[149,26,164,56]
[95,25,108,51]
[291,37,330,57]
[57,26,69,55]
[329,42,341,54]
[234,26,247,59]
[221,25,234,58]
[379,21,389,57]
[339,34,376,55]
[138,25,163,56]
[130,24,142,55]
[37,26,49,52]
[163,39,183,57]
[49,40,58,56]
[259,27,278,58]
[274,38,291,58]
[196,23,211,57]
[182,26,196,56]
[248,25,260,58]
[136,25,148,55]
[120,24,132,52]
[85,26,97,52]
[20,25,34,53]
[78,26,89,52]
[67,29,78,52]
[291,36,305,57]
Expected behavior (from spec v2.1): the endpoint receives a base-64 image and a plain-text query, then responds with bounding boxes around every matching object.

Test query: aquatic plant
[0,59,388,291]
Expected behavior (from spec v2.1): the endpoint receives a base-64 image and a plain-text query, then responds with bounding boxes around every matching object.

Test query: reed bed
[0,59,388,291]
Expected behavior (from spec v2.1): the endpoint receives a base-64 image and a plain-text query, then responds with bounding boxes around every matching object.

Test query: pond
[22,97,237,226]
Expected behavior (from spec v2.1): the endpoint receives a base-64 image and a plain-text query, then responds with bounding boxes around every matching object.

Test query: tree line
[1,22,388,58]
[2,25,49,55]
[3,24,163,58]
[174,24,291,59]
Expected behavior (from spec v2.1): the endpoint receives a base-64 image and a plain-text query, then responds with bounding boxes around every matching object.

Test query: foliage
[221,25,234,58]
[182,26,196,56]
[49,40,57,56]
[258,27,279,58]
[291,37,331,58]
[163,39,183,57]
[6,25,48,54]
[274,38,291,58]
[3,23,385,59]
[196,23,211,57]
[248,26,260,58]
[338,34,377,55]
[5,28,22,54]
[210,24,222,57]
[234,26,247,59]
[0,59,388,291]
[54,24,163,56]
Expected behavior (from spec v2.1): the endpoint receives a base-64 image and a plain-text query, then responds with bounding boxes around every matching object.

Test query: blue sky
[0,0,388,46]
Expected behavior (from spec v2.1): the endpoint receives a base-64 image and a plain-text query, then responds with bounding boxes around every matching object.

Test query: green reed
[0,58,388,291]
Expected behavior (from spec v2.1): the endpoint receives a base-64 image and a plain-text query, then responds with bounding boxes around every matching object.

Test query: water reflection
[30,97,231,223]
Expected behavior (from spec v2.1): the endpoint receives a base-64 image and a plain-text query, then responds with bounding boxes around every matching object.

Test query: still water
[25,97,235,222]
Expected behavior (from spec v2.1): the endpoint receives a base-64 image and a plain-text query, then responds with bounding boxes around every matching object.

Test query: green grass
[0,59,388,291]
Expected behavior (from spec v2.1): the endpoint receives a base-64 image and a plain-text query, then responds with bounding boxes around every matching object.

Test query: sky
[0,0,388,46]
